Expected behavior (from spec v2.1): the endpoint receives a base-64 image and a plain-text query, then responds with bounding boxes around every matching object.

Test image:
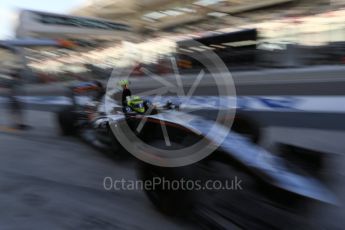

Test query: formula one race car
[56,81,337,229]
[56,81,180,148]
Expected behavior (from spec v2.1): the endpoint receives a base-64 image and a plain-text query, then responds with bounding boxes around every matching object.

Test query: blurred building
[72,0,343,36]
[13,0,345,75]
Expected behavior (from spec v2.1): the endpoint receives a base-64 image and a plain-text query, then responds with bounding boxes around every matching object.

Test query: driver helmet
[127,96,145,113]
[118,79,130,88]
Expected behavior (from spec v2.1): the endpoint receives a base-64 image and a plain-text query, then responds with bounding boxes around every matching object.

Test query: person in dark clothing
[92,81,105,101]
[0,45,29,130]
[119,80,131,106]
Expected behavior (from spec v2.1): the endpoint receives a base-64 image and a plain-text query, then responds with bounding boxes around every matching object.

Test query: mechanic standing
[120,80,131,106]
[0,45,29,130]
[8,71,31,130]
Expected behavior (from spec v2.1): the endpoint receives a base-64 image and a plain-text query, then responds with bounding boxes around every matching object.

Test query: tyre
[138,162,197,216]
[138,153,310,228]
[232,114,261,143]
[57,107,79,135]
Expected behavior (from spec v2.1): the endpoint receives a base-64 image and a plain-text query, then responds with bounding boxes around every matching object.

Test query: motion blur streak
[0,0,345,229]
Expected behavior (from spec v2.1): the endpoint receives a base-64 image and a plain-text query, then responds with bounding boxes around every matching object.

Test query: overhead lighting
[144,12,166,20]
[223,40,257,47]
[210,44,226,48]
[176,7,196,13]
[178,48,194,53]
[164,10,184,16]
[194,0,222,6]
[190,47,206,52]
[200,45,215,50]
[208,12,227,17]
[143,17,156,22]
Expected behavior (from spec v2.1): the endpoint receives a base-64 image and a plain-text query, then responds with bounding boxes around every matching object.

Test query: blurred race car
[56,81,179,149]
[56,81,338,229]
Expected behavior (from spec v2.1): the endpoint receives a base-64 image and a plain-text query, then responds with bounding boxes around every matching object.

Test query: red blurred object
[341,57,345,64]
[57,39,76,49]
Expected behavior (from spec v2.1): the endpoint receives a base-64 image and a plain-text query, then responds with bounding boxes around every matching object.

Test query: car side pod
[145,112,339,205]
[219,131,339,205]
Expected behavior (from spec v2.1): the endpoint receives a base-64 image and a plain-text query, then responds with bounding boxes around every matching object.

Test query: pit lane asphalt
[0,109,196,230]
[0,109,345,229]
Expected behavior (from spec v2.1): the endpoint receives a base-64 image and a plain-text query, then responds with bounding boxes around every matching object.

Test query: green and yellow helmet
[127,96,145,113]
[118,79,130,87]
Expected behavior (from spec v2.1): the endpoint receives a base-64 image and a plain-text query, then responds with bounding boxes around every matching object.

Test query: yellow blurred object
[178,60,192,68]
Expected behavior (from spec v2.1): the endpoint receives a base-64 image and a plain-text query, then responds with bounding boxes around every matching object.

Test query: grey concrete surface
[0,110,194,229]
[0,109,344,229]
[261,127,345,156]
